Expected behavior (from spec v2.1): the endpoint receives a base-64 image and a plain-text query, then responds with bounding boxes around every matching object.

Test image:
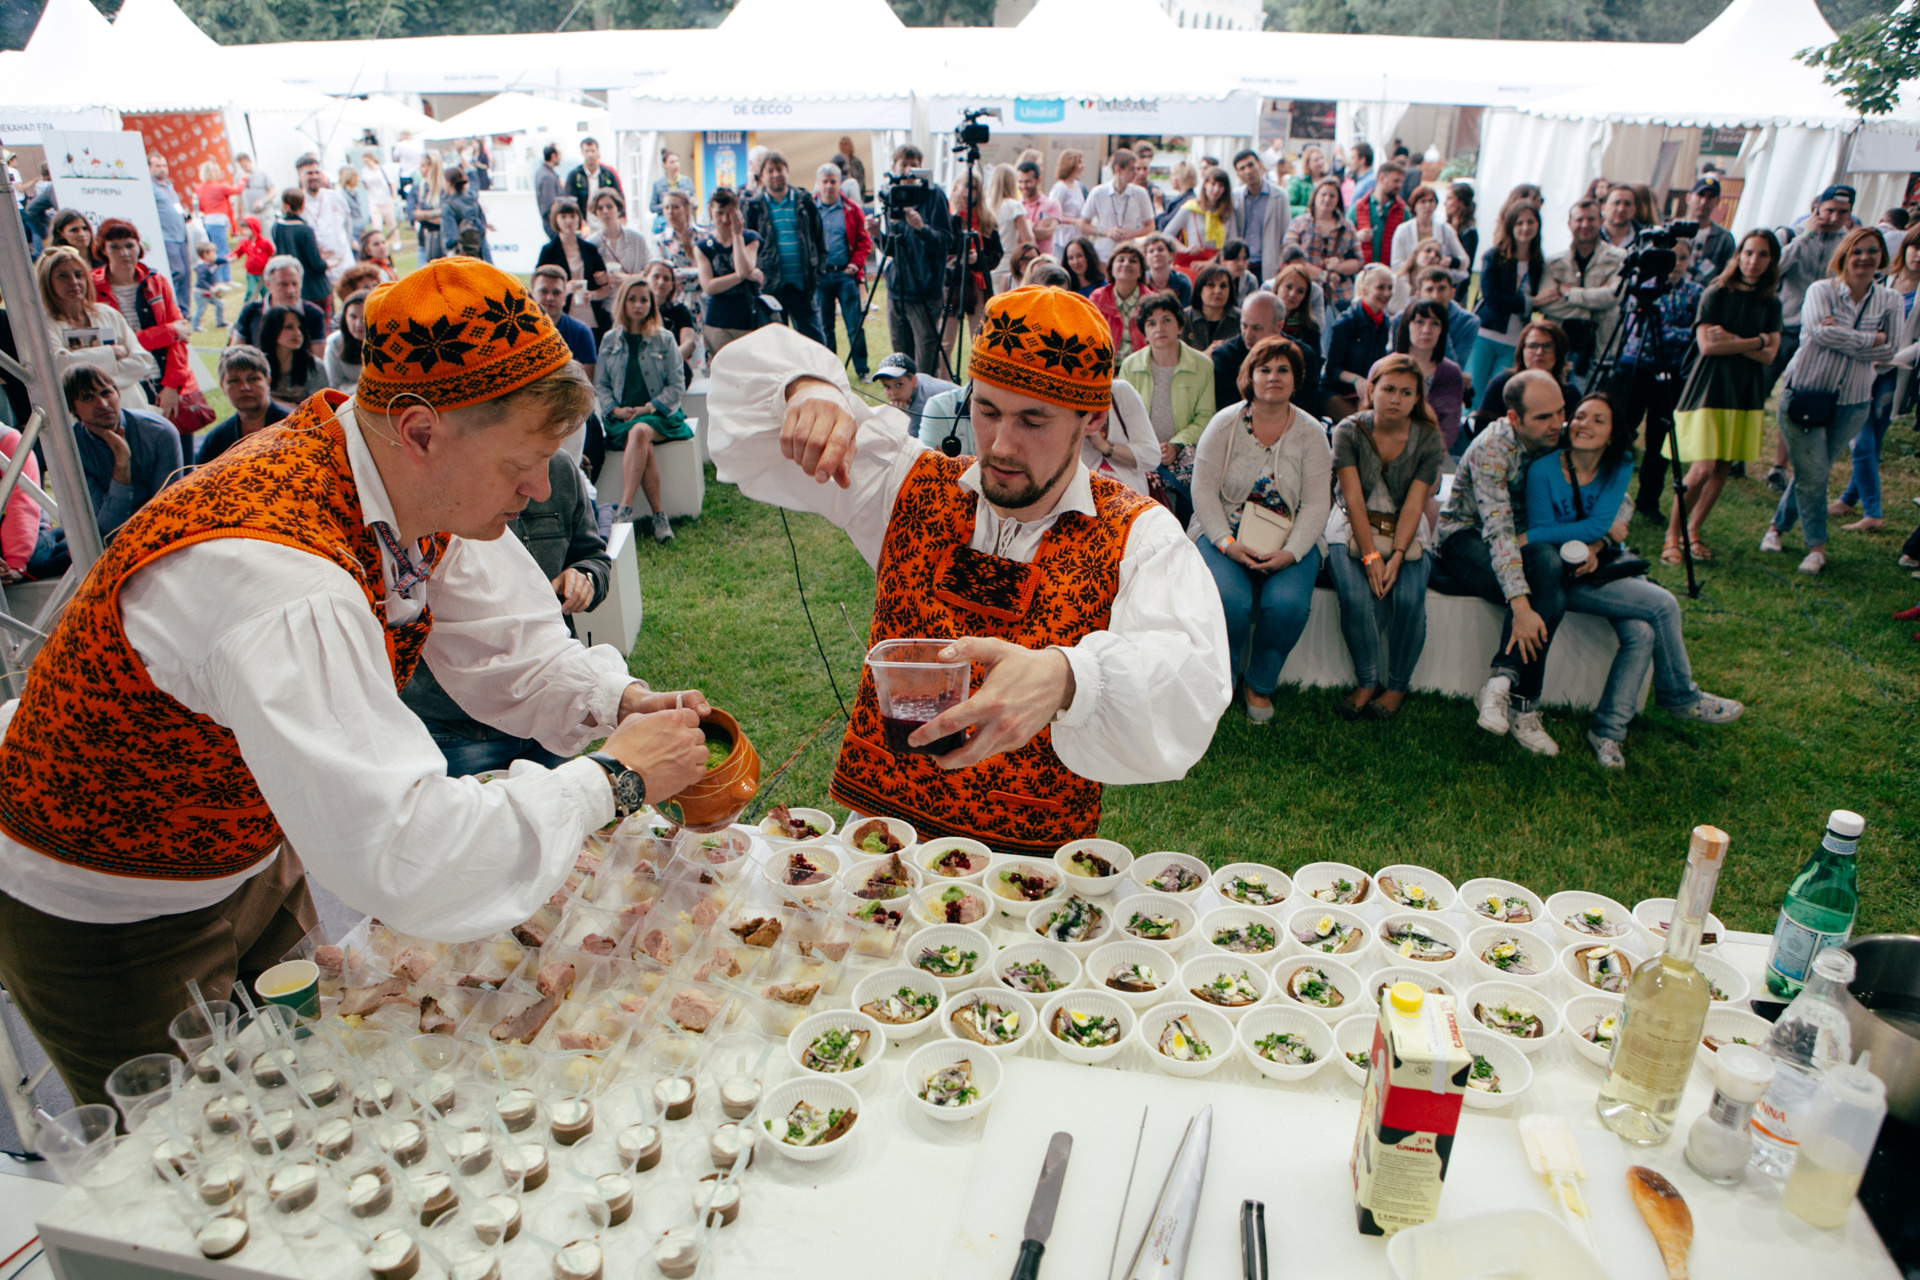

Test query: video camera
[1620,220,1701,302]
[884,170,934,220]
[954,106,1000,154]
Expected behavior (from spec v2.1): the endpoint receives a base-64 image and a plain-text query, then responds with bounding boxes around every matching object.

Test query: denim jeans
[1839,369,1896,517]
[1198,539,1322,696]
[1773,397,1870,547]
[887,291,945,375]
[1326,543,1434,692]
[1430,530,1566,702]
[1564,575,1701,742]
[771,283,825,346]
[205,217,231,283]
[191,288,226,331]
[816,271,869,377]
[426,727,570,778]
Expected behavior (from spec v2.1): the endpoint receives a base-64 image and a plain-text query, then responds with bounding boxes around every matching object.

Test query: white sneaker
[1509,706,1560,756]
[1798,549,1826,575]
[1671,691,1745,724]
[652,512,674,544]
[1759,528,1783,553]
[1587,731,1625,770]
[1476,674,1512,735]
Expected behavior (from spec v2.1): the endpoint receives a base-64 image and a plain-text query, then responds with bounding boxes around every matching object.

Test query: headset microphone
[941,387,970,457]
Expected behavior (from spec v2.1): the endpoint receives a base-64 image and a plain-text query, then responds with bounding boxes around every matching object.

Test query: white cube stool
[617,418,705,520]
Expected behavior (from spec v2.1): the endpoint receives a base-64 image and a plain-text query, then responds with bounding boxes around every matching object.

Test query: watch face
[614,771,645,815]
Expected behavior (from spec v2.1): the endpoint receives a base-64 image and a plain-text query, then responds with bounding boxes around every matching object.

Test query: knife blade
[1012,1131,1074,1280]
[1122,1105,1212,1280]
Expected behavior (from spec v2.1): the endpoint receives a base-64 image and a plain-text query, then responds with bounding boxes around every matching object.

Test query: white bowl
[786,1009,888,1087]
[1694,951,1751,1007]
[1562,993,1625,1070]
[992,939,1083,999]
[756,1076,862,1163]
[1697,1007,1773,1073]
[1334,1013,1377,1085]
[1135,1001,1235,1078]
[1273,956,1365,1024]
[1053,839,1134,897]
[1374,864,1458,914]
[1196,906,1286,970]
[1082,941,1180,1011]
[762,840,843,911]
[982,857,1066,921]
[910,881,994,930]
[939,988,1038,1059]
[1114,893,1199,954]
[1128,852,1211,899]
[1455,878,1550,934]
[906,924,995,993]
[1236,1004,1336,1082]
[1459,1029,1534,1110]
[1633,898,1728,951]
[1210,863,1294,915]
[1544,891,1638,950]
[1035,990,1137,1066]
[1558,937,1650,997]
[1464,924,1555,990]
[1376,912,1467,968]
[757,807,836,845]
[839,815,918,858]
[1291,860,1373,908]
[903,1037,1002,1123]
[1284,903,1375,964]
[1177,953,1274,1023]
[916,838,992,887]
[1461,981,1562,1056]
[847,966,948,1042]
[1025,895,1118,956]
[1365,965,1465,1012]
[842,853,923,907]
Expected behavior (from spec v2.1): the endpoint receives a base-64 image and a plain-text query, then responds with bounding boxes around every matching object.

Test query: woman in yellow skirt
[1664,230,1783,563]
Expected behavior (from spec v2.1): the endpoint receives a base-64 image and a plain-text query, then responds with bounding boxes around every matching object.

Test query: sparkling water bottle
[1765,810,1862,999]
[1750,948,1856,1178]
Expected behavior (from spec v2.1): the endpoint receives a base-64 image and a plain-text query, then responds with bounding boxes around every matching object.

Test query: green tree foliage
[1268,0,1896,44]
[1799,2,1919,116]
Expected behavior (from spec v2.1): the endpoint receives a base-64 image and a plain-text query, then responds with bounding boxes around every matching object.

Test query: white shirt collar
[334,396,402,534]
[956,458,1097,526]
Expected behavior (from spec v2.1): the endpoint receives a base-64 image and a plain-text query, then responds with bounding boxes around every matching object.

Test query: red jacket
[1090,283,1149,357]
[827,197,873,282]
[1353,195,1408,267]
[91,262,191,392]
[240,217,273,276]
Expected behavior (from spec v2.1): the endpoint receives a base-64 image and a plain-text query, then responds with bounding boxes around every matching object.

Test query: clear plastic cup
[106,1053,180,1132]
[865,639,970,756]
[168,1005,239,1083]
[34,1103,120,1181]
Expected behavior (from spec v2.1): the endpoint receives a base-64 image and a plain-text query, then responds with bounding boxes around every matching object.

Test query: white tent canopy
[426,91,609,141]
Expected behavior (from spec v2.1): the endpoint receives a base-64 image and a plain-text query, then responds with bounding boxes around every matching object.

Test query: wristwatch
[587,752,645,820]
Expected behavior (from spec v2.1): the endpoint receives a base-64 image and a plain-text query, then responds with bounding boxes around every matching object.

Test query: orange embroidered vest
[830,452,1154,857]
[0,392,442,880]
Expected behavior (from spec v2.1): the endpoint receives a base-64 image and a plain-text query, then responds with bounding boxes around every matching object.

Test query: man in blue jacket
[29,365,183,577]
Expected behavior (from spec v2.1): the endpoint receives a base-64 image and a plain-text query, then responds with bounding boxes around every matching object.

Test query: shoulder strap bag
[1786,288,1871,429]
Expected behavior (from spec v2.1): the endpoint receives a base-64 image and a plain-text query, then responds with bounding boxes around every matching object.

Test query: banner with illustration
[43,130,168,275]
[699,132,750,206]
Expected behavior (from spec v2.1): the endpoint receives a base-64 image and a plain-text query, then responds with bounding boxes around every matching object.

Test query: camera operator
[1537,198,1624,390]
[879,145,952,374]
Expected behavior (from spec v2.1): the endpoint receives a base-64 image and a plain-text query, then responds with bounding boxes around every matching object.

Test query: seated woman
[358,228,400,284]
[259,304,327,403]
[1394,300,1466,450]
[593,277,691,545]
[1525,393,1744,769]
[1141,233,1193,307]
[324,289,370,392]
[1388,238,1448,314]
[1183,261,1240,354]
[1163,166,1234,262]
[1062,236,1105,297]
[1092,244,1152,363]
[1121,290,1217,524]
[1273,263,1324,400]
[1472,318,1580,438]
[646,260,701,383]
[1326,354,1445,721]
[1190,335,1331,723]
[1319,264,1395,420]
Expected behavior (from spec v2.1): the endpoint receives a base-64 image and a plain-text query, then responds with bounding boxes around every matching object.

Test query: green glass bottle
[1764,810,1863,1000]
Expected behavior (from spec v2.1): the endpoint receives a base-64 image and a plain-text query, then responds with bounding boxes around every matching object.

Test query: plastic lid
[1713,1043,1776,1102]
[1812,948,1858,983]
[1828,810,1866,838]
[1389,981,1424,1015]
[1822,1062,1887,1109]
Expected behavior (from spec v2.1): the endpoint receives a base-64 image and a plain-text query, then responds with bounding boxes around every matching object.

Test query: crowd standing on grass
[8,134,1920,765]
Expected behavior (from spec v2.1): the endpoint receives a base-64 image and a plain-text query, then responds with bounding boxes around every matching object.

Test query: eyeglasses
[1521,342,1555,353]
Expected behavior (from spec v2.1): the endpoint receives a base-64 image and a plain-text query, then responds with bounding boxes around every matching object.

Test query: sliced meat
[693,951,742,984]
[511,923,548,950]
[669,989,721,1033]
[417,996,456,1036]
[617,903,650,933]
[456,974,502,990]
[391,947,437,984]
[764,983,819,1006]
[314,946,346,980]
[640,929,675,967]
[798,940,849,963]
[729,917,783,948]
[579,934,618,957]
[556,1030,611,1051]
[534,961,576,1000]
[338,977,410,1018]
[489,992,562,1044]
[691,899,718,928]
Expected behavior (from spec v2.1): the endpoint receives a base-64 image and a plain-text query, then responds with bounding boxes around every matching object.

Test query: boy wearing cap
[0,260,712,1108]
[709,288,1232,857]
[871,352,958,436]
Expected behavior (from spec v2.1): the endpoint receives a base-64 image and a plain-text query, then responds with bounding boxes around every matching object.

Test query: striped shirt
[1782,278,1900,406]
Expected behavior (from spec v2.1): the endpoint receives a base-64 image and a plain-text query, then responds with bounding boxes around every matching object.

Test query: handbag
[1237,501,1293,558]
[167,386,217,436]
[1785,291,1871,428]
[1342,421,1426,561]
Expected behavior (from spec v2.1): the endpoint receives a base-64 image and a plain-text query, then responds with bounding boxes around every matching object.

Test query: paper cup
[256,960,320,1022]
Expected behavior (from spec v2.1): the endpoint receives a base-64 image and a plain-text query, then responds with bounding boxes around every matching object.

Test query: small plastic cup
[865,639,970,756]
[106,1053,179,1133]
[74,1135,146,1208]
[34,1103,121,1182]
[168,1005,239,1082]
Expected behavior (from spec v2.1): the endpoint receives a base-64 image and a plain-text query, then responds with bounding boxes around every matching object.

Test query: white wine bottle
[1597,825,1731,1144]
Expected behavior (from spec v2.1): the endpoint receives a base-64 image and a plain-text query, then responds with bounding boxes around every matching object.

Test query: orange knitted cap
[968,286,1113,411]
[357,259,572,412]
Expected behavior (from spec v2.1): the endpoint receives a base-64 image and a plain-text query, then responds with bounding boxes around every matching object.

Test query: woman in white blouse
[1190,335,1331,723]
[1049,149,1091,238]
[1390,183,1469,284]
[36,247,157,410]
[588,189,653,291]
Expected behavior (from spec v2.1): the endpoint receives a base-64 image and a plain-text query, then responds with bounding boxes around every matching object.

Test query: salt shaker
[1684,1042,1774,1184]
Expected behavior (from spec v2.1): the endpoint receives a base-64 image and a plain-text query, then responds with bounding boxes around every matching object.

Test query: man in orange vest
[709,287,1231,856]
[0,259,709,1106]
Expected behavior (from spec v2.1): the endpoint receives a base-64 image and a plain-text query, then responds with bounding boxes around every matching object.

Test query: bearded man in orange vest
[0,259,710,1106]
[709,287,1232,857]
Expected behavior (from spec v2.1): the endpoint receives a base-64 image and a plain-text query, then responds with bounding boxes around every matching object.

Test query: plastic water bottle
[1765,810,1862,999]
[1750,948,1856,1178]
[1782,1058,1888,1228]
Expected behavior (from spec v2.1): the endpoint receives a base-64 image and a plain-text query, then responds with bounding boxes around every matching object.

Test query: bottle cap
[1713,1043,1775,1102]
[1388,982,1424,1015]
[1688,825,1730,865]
[1828,810,1866,839]
[1811,948,1858,984]
[1822,1062,1886,1110]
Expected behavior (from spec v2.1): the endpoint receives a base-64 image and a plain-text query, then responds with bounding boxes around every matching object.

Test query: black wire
[779,508,852,722]
[2,1248,42,1280]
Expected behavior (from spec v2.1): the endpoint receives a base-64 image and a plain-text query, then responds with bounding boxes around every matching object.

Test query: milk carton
[1351,981,1470,1236]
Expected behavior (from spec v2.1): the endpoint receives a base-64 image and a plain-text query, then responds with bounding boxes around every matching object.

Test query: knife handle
[1010,1238,1045,1280]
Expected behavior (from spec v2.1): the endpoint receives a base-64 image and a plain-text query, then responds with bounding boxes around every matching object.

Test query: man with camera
[744,151,828,346]
[879,145,952,375]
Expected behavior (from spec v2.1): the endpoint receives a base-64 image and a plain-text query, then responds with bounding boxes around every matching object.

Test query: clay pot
[658,709,760,833]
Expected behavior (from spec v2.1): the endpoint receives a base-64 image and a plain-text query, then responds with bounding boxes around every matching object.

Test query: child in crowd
[237,217,272,306]
[191,242,226,333]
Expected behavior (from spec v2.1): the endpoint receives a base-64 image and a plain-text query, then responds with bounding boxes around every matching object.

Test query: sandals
[1690,539,1714,562]
[1661,537,1684,566]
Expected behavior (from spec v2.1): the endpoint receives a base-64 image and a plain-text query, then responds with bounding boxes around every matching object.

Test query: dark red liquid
[880,695,965,756]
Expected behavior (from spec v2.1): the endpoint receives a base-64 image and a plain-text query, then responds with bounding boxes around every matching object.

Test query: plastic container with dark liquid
[867,639,970,756]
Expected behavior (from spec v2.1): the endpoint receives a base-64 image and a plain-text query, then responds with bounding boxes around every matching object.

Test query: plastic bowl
[1544,890,1638,950]
[905,924,995,994]
[1365,965,1465,1012]
[916,838,992,887]
[839,815,918,859]
[1694,951,1751,1007]
[756,1076,862,1163]
[1632,897,1728,951]
[1334,1013,1376,1086]
[1128,852,1212,899]
[1291,860,1373,909]
[842,853,922,904]
[1459,1029,1534,1110]
[1177,953,1274,1023]
[762,840,843,911]
[1082,940,1180,1012]
[1236,1004,1336,1083]
[939,988,1039,1059]
[902,1037,1003,1124]
[757,807,836,845]
[1052,839,1134,897]
[1195,907,1286,971]
[1558,937,1650,997]
[1463,924,1555,990]
[1697,1006,1773,1073]
[1373,864,1458,914]
[1461,980,1562,1056]
[786,1008,888,1088]
[1274,956,1365,1024]
[1455,878,1550,935]
[1377,912,1468,968]
[992,939,1084,999]
[1562,993,1625,1070]
[1035,990,1137,1066]
[1113,893,1200,955]
[1210,863,1295,916]
[1025,895,1118,957]
[1284,903,1376,965]
[1135,1001,1236,1079]
[847,966,948,1042]
[910,881,994,931]
[983,858,1066,921]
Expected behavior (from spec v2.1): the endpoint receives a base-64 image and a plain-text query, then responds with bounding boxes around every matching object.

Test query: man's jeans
[1839,369,1897,518]
[1565,575,1702,742]
[427,727,569,778]
[1198,540,1323,696]
[887,291,945,376]
[772,283,825,346]
[1430,531,1566,702]
[816,272,869,377]
[1326,544,1434,693]
[1773,397,1870,547]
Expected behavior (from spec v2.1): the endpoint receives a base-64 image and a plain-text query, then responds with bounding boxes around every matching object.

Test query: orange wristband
[1362,551,1383,566]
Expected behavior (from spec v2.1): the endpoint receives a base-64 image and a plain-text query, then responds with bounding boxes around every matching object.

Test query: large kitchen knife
[1121,1105,1213,1280]
[1012,1131,1074,1280]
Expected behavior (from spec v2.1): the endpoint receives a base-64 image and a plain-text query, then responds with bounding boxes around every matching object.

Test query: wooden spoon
[1627,1166,1694,1280]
